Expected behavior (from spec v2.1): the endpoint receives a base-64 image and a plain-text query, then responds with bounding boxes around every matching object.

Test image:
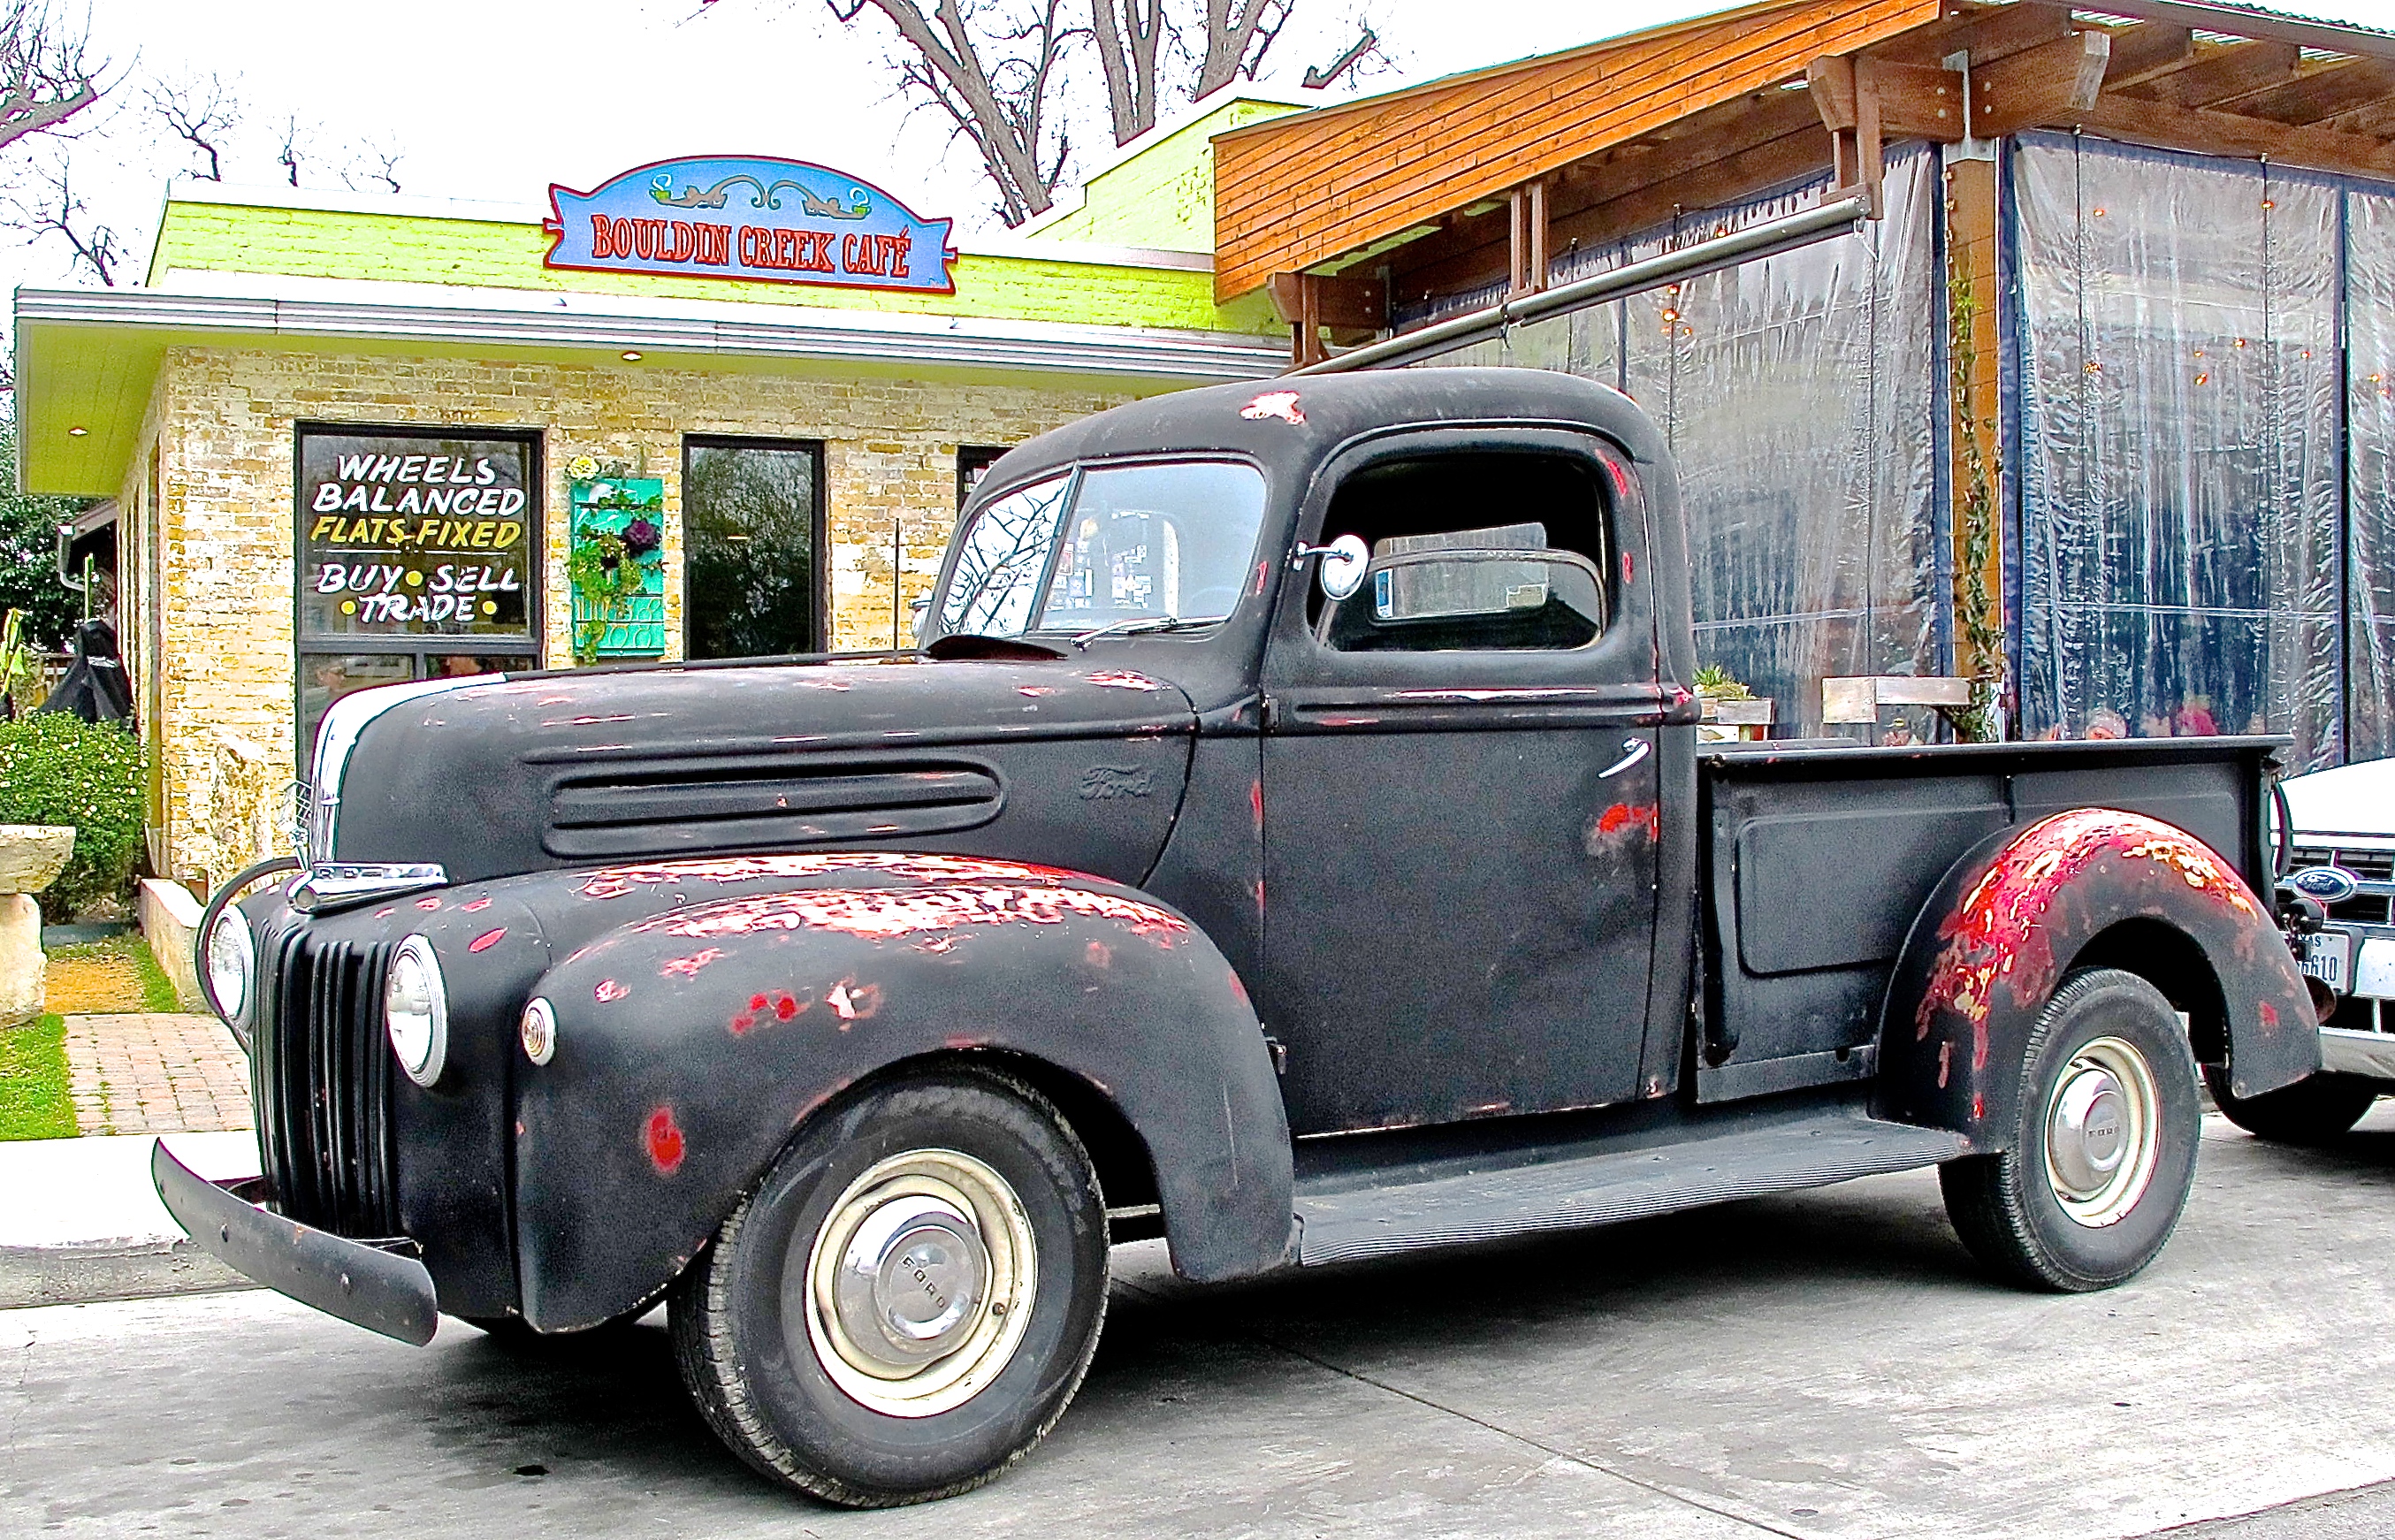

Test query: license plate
[2302,930,2353,993]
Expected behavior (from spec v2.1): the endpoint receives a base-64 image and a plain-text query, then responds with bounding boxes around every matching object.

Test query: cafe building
[11,96,1291,889]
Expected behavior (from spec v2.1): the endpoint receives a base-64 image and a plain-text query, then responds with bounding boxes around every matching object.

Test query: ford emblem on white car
[2291,865,2361,904]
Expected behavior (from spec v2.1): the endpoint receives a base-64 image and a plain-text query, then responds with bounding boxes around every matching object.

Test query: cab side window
[1311,453,1611,653]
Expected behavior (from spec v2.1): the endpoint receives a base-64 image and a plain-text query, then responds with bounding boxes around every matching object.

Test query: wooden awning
[1215,0,2395,331]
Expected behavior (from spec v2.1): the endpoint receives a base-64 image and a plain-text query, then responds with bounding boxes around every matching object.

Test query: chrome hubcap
[794,1149,1037,1418]
[2043,1036,2162,1227]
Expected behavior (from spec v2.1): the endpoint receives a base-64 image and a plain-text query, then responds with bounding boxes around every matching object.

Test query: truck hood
[324,655,1196,887]
[2282,758,2395,849]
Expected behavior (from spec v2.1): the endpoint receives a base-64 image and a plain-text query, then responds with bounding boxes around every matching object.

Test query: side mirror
[1302,533,1370,602]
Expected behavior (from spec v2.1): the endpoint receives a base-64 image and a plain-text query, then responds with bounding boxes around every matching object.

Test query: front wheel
[2205,1064,2380,1147]
[670,1069,1109,1507]
[1941,968,2201,1292]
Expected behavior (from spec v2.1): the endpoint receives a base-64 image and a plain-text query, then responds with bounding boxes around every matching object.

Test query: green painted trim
[148,202,1278,335]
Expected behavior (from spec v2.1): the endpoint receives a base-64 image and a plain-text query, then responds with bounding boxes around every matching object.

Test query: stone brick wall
[124,344,1136,885]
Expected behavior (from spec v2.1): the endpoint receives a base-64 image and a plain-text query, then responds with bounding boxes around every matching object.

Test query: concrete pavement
[3,1106,2391,1537]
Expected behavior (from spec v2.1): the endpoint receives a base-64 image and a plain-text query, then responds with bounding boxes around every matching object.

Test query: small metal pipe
[1292,192,1874,377]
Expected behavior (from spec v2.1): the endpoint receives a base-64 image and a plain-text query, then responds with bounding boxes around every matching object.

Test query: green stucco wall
[1033,98,1306,252]
[147,202,1281,335]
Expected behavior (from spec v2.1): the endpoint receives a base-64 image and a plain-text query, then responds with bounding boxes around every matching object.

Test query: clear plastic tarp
[2012,133,2346,766]
[2345,190,2395,762]
[1414,149,1946,738]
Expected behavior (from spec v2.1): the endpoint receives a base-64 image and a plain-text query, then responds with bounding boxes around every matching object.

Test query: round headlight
[520,997,557,1066]
[385,935,450,1086]
[202,903,255,1026]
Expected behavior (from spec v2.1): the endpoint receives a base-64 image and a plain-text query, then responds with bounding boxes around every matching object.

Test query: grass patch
[0,1014,77,1140]
[130,934,183,1013]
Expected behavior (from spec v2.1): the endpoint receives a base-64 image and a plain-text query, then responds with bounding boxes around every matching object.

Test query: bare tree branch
[9,152,118,284]
[0,1,103,156]
[276,111,314,187]
[828,0,1074,225]
[342,133,402,194]
[1194,0,1289,96]
[1087,0,1163,144]
[143,70,238,180]
[1300,23,1377,90]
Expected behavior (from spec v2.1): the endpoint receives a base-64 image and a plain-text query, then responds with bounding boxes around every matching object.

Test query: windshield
[933,461,1268,640]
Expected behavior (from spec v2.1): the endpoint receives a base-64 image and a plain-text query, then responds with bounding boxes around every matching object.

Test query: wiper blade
[1068,614,1224,649]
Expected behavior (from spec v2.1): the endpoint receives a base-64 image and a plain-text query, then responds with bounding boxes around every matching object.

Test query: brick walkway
[62,1013,255,1135]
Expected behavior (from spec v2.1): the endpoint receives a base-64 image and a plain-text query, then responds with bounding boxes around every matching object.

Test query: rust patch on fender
[644,1108,686,1175]
[414,896,442,911]
[461,897,493,913]
[1085,669,1169,692]
[1587,803,1659,851]
[826,980,881,1025]
[595,979,629,1003]
[662,947,728,978]
[1913,808,2261,1069]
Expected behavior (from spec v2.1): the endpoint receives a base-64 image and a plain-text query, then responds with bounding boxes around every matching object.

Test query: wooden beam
[2226,57,2395,126]
[1973,28,2110,138]
[1807,53,1858,130]
[2100,21,2196,90]
[1267,272,1386,364]
[1945,151,2004,694]
[1860,57,1964,141]
[2125,39,2300,110]
[1952,2,2073,66]
[2328,95,2395,139]
[2075,93,2395,179]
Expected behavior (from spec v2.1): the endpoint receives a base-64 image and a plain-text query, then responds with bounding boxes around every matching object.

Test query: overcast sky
[15,0,2395,297]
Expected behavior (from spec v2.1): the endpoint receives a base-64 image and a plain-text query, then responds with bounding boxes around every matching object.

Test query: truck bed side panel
[1697,737,2279,1100]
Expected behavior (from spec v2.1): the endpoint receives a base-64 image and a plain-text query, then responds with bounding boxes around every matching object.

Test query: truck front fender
[1878,808,2316,1147]
[511,855,1293,1330]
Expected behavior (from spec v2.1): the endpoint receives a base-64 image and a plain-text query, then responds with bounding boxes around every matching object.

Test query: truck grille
[255,932,399,1238]
[2287,847,2395,928]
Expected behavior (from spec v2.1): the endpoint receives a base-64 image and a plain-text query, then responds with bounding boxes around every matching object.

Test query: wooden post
[1508,180,1552,296]
[1945,147,2006,733]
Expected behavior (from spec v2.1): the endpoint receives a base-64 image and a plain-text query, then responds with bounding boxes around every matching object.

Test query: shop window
[683,437,826,659]
[293,424,541,771]
[958,445,1010,509]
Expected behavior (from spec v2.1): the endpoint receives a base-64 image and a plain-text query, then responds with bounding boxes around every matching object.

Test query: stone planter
[0,824,74,1029]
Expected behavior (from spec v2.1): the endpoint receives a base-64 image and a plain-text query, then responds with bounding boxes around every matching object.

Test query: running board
[1291,1110,1968,1268]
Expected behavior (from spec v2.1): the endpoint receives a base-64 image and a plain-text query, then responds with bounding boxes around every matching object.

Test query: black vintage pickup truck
[168,369,2317,1507]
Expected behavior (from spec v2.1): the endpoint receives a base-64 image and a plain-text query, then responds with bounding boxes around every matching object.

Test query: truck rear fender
[511,861,1293,1331]
[1878,808,2316,1147]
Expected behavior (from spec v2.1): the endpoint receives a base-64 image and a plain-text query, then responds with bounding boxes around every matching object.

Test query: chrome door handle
[1598,736,1651,779]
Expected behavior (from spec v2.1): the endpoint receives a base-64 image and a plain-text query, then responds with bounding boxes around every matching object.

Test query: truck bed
[1692,735,2285,1104]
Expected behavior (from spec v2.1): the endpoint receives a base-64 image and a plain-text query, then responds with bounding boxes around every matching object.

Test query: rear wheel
[1941,968,2201,1292]
[670,1069,1109,1507]
[2205,1064,2380,1147]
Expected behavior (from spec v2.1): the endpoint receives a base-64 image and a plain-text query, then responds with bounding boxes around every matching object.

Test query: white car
[2211,758,2395,1143]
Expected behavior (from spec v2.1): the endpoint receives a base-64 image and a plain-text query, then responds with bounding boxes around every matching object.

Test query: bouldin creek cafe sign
[544,156,959,294]
[297,431,533,637]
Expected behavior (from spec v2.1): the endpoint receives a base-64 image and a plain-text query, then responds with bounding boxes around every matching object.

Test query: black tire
[2205,1064,2381,1147]
[1940,968,2201,1292]
[669,1069,1109,1507]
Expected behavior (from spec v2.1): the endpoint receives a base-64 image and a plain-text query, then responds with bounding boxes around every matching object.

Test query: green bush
[0,713,146,921]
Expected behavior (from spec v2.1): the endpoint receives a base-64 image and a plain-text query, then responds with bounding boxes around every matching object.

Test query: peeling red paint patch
[1016,685,1058,698]
[639,883,1190,946]
[1622,550,1636,583]
[1227,967,1249,1003]
[1914,809,2262,1056]
[1250,778,1264,834]
[415,896,443,911]
[1937,1039,1951,1088]
[1254,560,1269,596]
[2260,1000,2280,1031]
[749,993,769,1010]
[915,935,959,954]
[1239,389,1304,424]
[644,1108,686,1175]
[373,907,394,919]
[578,850,1084,900]
[461,897,494,913]
[1086,940,1112,969]
[468,928,507,953]
[661,947,727,978]
[1085,669,1169,692]
[1589,804,1660,851]
[774,992,802,1020]
[729,1011,756,1036]
[595,979,629,1003]
[826,980,881,1024]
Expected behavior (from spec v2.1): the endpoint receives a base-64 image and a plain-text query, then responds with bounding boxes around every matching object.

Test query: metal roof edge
[2074,0,2395,60]
[12,282,1285,382]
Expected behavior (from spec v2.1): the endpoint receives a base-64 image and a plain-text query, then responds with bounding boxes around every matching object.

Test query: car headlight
[385,935,450,1086]
[202,903,255,1026]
